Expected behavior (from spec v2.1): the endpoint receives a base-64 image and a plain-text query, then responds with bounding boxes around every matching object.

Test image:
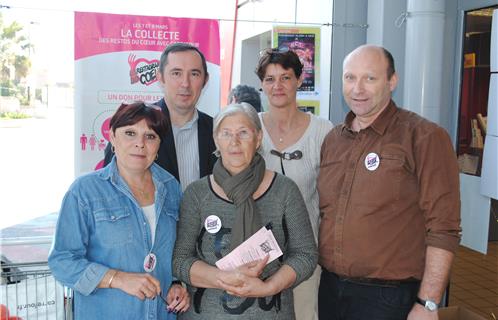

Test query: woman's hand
[217,272,271,298]
[111,271,161,300]
[165,283,190,314]
[216,256,272,298]
[238,255,269,278]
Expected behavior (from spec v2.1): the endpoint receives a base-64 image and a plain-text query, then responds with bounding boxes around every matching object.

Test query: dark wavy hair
[255,48,303,81]
[110,102,169,139]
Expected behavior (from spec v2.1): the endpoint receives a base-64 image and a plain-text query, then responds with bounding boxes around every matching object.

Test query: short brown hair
[255,48,303,81]
[381,47,396,80]
[110,102,169,140]
[159,42,208,82]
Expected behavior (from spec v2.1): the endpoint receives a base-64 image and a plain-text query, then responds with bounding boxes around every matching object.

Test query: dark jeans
[318,269,420,320]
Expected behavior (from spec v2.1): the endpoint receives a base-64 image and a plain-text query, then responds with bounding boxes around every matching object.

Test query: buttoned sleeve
[414,125,461,253]
[48,184,109,296]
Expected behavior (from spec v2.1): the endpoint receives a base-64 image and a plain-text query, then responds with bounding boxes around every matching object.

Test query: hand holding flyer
[215,226,283,271]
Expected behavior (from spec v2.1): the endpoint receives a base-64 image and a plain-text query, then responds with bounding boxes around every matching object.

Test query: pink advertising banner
[75,12,220,64]
[74,12,220,175]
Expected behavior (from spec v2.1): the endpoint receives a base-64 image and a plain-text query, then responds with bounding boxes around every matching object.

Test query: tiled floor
[448,241,498,318]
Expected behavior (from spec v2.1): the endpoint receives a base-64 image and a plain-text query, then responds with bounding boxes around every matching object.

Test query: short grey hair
[212,102,262,157]
[228,85,262,112]
[213,102,261,134]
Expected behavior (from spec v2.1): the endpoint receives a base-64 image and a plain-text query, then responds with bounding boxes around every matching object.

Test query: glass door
[457,7,497,176]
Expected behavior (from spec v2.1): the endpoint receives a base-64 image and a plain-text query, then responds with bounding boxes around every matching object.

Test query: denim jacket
[48,158,181,320]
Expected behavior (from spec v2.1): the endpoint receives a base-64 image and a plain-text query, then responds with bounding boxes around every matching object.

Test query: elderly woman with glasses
[49,102,189,319]
[255,48,333,320]
[172,103,317,319]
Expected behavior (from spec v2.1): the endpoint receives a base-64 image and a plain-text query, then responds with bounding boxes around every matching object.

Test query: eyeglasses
[144,103,162,111]
[216,129,254,141]
[259,46,290,57]
[124,101,162,111]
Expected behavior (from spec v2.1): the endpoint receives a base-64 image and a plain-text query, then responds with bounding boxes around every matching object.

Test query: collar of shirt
[99,156,179,210]
[172,109,199,133]
[341,100,398,137]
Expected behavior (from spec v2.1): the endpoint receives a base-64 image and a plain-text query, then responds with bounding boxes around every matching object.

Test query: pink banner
[74,12,220,65]
[74,11,220,174]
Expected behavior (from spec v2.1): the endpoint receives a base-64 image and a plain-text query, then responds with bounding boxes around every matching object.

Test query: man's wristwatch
[416,297,438,312]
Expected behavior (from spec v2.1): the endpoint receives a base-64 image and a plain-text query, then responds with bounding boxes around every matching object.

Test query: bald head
[341,45,398,126]
[344,45,396,80]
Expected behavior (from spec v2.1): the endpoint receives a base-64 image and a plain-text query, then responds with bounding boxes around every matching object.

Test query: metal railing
[1,261,72,320]
[1,236,53,246]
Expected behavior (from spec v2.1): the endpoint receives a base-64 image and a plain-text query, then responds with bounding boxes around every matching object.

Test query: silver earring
[111,145,115,153]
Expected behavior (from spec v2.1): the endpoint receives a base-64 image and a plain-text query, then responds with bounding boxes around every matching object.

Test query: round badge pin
[364,152,380,171]
[143,253,157,273]
[204,215,222,234]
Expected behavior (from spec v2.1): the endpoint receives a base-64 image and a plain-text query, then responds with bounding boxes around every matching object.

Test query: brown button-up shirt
[318,101,461,280]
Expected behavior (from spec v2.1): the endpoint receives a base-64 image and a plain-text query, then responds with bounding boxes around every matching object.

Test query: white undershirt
[142,204,156,245]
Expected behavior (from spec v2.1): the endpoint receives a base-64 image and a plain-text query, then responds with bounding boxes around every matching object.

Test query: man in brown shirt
[317,45,461,320]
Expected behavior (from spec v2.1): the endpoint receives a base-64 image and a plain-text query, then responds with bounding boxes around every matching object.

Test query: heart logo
[128,54,159,86]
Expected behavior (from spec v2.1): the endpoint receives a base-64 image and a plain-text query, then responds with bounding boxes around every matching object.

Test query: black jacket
[104,98,217,183]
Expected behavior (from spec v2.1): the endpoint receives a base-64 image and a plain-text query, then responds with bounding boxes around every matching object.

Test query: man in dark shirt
[317,45,461,320]
[104,43,216,189]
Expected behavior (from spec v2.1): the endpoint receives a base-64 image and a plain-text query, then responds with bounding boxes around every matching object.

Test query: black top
[103,98,217,183]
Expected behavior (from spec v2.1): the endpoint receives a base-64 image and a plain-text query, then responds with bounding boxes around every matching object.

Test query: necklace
[130,184,150,201]
[135,186,149,199]
[128,178,152,202]
[266,118,288,144]
[265,111,299,145]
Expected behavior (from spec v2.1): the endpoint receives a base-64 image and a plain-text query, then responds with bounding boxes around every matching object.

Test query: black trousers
[318,269,420,320]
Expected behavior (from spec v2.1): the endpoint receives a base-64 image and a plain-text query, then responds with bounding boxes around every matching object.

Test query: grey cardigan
[173,173,318,319]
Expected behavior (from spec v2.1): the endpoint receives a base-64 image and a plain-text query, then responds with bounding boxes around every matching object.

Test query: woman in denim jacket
[49,102,189,319]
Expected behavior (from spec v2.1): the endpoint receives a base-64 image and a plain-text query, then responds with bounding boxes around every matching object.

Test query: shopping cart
[0,261,72,320]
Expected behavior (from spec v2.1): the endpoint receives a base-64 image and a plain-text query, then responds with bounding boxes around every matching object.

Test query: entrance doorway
[451,6,498,317]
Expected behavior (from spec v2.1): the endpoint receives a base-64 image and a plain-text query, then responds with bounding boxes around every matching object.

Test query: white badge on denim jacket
[143,253,157,272]
[364,152,380,171]
[204,215,222,234]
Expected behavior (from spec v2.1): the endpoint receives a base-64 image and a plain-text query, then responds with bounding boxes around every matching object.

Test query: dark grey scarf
[213,153,266,251]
